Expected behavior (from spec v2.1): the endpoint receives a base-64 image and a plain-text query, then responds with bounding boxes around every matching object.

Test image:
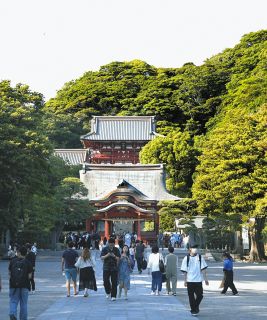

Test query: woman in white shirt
[147,245,163,295]
[75,247,97,297]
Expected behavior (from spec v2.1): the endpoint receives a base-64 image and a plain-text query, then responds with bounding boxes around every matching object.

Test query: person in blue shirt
[221,252,238,295]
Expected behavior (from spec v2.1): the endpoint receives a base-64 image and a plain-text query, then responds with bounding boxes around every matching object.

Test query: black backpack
[186,254,202,269]
[10,258,28,288]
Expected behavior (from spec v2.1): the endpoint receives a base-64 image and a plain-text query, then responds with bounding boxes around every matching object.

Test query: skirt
[79,266,97,291]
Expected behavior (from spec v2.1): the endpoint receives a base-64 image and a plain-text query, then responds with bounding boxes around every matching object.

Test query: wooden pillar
[105,220,109,238]
[137,215,141,240]
[86,219,91,232]
[155,210,159,234]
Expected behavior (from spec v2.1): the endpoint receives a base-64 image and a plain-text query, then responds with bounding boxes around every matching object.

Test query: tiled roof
[54,149,86,165]
[81,116,160,141]
[80,164,181,201]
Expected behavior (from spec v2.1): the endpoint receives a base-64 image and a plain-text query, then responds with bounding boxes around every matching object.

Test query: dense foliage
[0,82,94,247]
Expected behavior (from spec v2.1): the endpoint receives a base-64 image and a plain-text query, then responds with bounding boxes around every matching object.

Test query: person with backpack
[9,245,33,320]
[180,244,209,317]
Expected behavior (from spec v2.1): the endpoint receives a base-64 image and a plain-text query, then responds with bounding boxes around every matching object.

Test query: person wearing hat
[180,244,209,316]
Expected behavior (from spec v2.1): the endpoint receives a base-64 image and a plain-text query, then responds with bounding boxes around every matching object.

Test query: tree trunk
[249,227,259,262]
[255,217,266,260]
[50,224,64,250]
[249,217,266,262]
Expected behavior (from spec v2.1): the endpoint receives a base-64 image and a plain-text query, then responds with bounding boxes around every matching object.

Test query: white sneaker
[106,294,110,299]
[111,297,116,301]
[156,291,159,296]
[151,291,155,295]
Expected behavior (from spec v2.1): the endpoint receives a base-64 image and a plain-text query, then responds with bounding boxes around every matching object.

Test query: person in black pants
[221,251,238,295]
[180,245,209,316]
[100,238,121,301]
[135,240,145,274]
[26,243,36,293]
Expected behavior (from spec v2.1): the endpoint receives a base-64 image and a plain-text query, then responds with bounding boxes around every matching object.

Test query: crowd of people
[157,232,189,250]
[2,234,239,319]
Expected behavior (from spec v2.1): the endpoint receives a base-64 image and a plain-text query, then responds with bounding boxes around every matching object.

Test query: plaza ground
[0,249,267,320]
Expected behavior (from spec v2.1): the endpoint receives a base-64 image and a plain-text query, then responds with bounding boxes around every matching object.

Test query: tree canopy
[0,81,93,247]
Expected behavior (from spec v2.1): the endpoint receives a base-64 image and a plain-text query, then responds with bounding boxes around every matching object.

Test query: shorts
[65,268,77,281]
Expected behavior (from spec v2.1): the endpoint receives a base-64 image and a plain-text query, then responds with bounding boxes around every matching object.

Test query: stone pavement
[35,249,193,320]
[0,249,193,320]
[1,249,267,320]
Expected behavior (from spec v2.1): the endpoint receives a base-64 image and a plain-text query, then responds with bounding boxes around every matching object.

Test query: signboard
[242,227,249,250]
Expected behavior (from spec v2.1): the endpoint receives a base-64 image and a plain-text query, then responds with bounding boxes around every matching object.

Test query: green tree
[158,199,197,232]
[192,105,267,261]
[0,81,52,236]
[140,129,199,197]
[22,157,95,248]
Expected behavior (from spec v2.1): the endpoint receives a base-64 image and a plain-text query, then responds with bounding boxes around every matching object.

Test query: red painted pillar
[105,220,109,238]
[86,219,91,232]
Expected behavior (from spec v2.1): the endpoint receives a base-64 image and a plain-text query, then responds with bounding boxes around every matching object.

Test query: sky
[0,0,266,101]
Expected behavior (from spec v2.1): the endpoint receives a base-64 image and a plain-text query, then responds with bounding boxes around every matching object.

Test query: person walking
[180,244,209,316]
[170,234,176,248]
[100,238,121,301]
[157,232,164,250]
[135,240,145,274]
[165,246,178,296]
[124,232,131,248]
[75,247,97,297]
[31,242,37,256]
[147,245,163,295]
[129,243,135,269]
[118,245,132,300]
[26,244,36,294]
[61,241,79,297]
[9,245,33,320]
[183,234,189,250]
[220,251,238,295]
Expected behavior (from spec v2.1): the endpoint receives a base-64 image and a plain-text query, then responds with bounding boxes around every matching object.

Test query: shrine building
[55,116,180,242]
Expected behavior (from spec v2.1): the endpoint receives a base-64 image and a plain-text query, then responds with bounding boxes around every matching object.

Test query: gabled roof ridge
[91,115,155,120]
[81,115,158,141]
[117,179,148,198]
